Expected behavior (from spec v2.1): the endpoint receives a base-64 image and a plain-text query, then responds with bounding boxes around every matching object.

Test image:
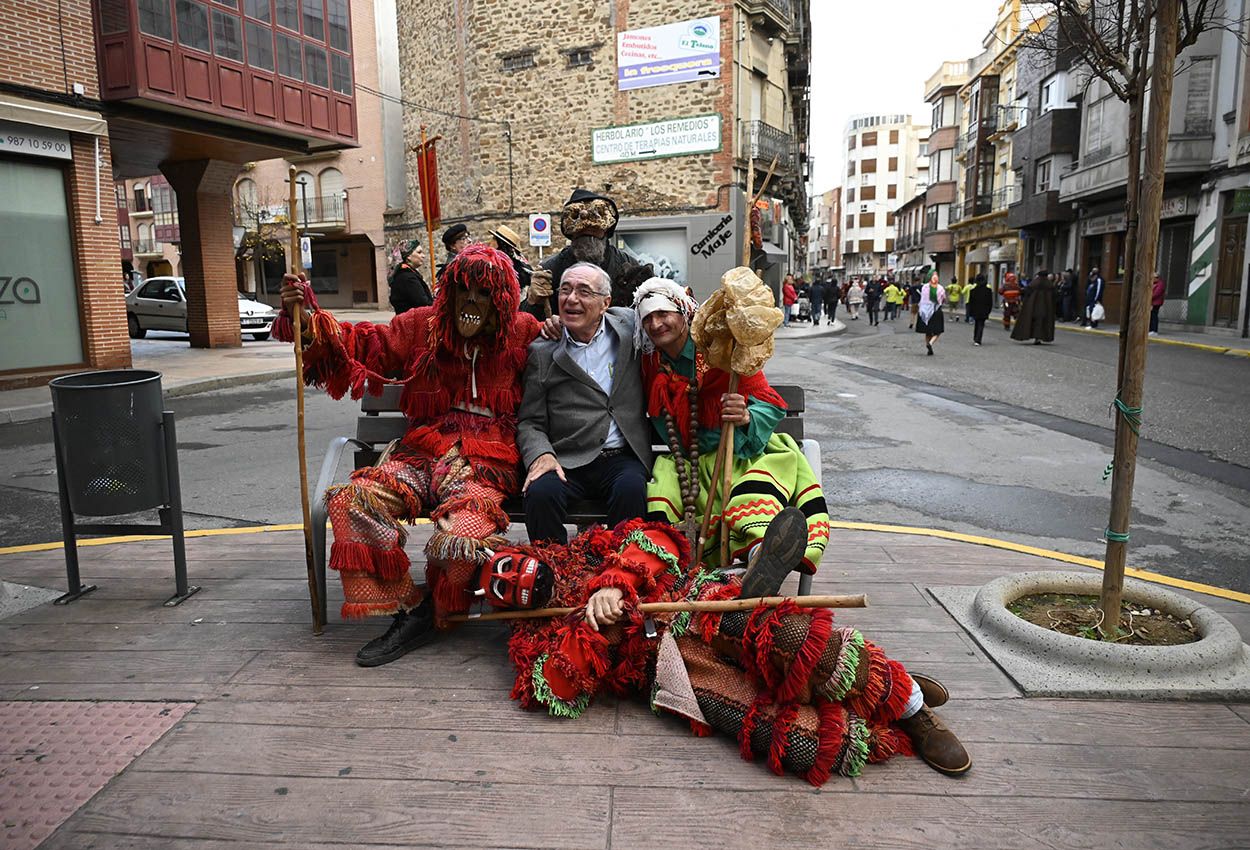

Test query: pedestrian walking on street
[864,278,883,326]
[883,280,903,321]
[825,277,840,324]
[846,278,865,320]
[966,273,993,346]
[1085,267,1106,328]
[1150,274,1166,335]
[906,281,921,328]
[999,271,1021,331]
[1011,270,1056,345]
[946,276,963,322]
[1057,269,1076,322]
[915,274,946,355]
[782,275,798,327]
[809,277,825,325]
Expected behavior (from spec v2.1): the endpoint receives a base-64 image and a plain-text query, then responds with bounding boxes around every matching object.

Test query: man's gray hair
[562,262,612,296]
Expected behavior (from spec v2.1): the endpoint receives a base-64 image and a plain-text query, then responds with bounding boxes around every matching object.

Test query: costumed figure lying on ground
[479,511,972,783]
[637,271,830,572]
[275,244,540,666]
[525,188,653,317]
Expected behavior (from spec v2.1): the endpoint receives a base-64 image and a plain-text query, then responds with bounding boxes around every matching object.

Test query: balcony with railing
[742,121,796,173]
[133,239,163,257]
[742,0,793,33]
[293,193,348,229]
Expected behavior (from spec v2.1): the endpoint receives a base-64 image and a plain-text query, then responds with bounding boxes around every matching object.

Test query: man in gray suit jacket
[516,262,653,544]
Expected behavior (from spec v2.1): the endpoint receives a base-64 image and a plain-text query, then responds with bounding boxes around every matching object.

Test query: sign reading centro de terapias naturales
[617,17,720,91]
[591,115,722,164]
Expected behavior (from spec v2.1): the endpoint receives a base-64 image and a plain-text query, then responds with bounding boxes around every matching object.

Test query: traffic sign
[529,213,551,247]
[300,236,313,270]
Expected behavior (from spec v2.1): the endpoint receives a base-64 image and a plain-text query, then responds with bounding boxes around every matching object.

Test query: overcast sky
[809,0,1006,193]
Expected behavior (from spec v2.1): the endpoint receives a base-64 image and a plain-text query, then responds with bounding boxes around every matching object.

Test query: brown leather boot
[909,673,949,707]
[897,706,971,776]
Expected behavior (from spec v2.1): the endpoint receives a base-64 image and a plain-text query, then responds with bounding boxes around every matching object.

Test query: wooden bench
[310,383,821,624]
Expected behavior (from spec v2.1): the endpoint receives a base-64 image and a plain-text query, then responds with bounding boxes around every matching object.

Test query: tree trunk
[1115,50,1146,390]
[1100,0,1180,636]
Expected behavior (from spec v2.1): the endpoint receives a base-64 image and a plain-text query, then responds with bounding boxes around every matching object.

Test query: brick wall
[0,0,101,98]
[66,134,133,370]
[389,0,736,251]
[0,0,131,380]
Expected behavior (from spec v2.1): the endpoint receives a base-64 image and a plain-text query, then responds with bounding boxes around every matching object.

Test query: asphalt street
[0,318,1246,594]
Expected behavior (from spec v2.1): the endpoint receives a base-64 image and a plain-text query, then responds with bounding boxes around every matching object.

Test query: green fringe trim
[623,529,683,577]
[828,631,865,701]
[530,653,591,719]
[841,715,872,777]
[649,679,663,716]
[669,568,727,638]
[669,610,693,638]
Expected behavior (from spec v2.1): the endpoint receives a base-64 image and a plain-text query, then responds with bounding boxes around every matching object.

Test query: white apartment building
[841,113,930,276]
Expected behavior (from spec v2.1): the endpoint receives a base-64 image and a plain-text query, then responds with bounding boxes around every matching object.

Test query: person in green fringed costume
[632,278,830,574]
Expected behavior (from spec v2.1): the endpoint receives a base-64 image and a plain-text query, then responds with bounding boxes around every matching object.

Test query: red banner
[417,139,441,228]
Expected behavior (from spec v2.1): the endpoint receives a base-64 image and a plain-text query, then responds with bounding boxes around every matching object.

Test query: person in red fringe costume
[276,243,540,666]
[484,509,972,781]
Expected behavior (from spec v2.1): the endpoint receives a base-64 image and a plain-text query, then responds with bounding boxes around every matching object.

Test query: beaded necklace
[657,355,702,555]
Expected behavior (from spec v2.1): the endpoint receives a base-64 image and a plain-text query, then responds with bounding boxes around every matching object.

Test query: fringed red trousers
[325,444,509,624]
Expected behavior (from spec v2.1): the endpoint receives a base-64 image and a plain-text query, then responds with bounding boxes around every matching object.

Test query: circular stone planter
[972,571,1246,681]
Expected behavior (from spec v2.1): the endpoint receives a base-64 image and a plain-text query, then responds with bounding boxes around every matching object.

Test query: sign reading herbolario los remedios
[591,115,722,165]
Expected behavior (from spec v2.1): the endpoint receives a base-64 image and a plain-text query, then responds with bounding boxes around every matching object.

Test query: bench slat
[356,415,409,445]
[775,384,804,414]
[360,384,405,412]
[774,417,803,440]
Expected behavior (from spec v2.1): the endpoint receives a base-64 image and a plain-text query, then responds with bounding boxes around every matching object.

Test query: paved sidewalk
[0,525,1246,849]
[0,309,392,425]
[1052,318,1250,356]
[2,310,844,425]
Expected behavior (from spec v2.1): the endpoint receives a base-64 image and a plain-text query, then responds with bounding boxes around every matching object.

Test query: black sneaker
[739,507,808,599]
[355,598,437,667]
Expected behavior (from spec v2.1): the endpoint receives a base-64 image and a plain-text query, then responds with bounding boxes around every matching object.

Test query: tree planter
[931,572,1250,699]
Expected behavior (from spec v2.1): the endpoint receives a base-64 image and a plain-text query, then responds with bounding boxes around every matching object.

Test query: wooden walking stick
[447,593,867,623]
[702,155,782,565]
[287,165,324,635]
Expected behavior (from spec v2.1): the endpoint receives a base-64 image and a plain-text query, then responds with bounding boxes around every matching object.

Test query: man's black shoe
[355,598,437,667]
[739,507,808,599]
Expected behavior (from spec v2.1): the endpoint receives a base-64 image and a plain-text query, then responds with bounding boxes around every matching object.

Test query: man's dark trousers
[524,450,648,544]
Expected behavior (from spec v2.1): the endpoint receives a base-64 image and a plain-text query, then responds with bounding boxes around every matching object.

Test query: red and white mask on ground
[475,550,553,610]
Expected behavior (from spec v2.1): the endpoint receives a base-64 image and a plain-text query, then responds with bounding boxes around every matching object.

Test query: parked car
[125,277,277,341]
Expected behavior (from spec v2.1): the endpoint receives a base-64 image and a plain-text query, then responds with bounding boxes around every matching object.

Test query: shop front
[0,98,126,384]
[614,198,748,303]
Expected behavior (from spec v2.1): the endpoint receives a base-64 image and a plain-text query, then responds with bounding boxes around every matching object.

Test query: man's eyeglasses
[558,284,608,299]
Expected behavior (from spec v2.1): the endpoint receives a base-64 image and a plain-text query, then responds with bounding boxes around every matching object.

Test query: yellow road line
[0,519,430,556]
[1,518,1243,605]
[1053,322,1250,356]
[830,520,1250,604]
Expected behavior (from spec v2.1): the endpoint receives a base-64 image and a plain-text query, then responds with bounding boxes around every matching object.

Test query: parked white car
[125,276,278,341]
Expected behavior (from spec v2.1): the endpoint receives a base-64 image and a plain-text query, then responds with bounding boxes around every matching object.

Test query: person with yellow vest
[945,277,964,322]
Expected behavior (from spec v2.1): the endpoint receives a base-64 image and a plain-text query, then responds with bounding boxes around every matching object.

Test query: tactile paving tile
[0,701,193,850]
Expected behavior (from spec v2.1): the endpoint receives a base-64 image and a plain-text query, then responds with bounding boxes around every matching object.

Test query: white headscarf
[631,277,698,353]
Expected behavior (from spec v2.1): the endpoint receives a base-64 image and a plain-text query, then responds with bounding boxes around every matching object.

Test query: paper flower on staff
[691,266,783,375]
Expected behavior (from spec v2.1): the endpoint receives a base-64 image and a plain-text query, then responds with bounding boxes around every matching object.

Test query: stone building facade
[389,0,811,300]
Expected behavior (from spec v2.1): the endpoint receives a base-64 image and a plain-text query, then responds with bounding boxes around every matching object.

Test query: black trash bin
[49,369,200,606]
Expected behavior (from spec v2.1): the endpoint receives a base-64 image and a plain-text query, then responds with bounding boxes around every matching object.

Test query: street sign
[299,236,312,270]
[529,213,551,247]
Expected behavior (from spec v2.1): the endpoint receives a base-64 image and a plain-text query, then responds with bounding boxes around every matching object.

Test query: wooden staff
[703,154,782,565]
[288,165,323,635]
[448,593,867,623]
